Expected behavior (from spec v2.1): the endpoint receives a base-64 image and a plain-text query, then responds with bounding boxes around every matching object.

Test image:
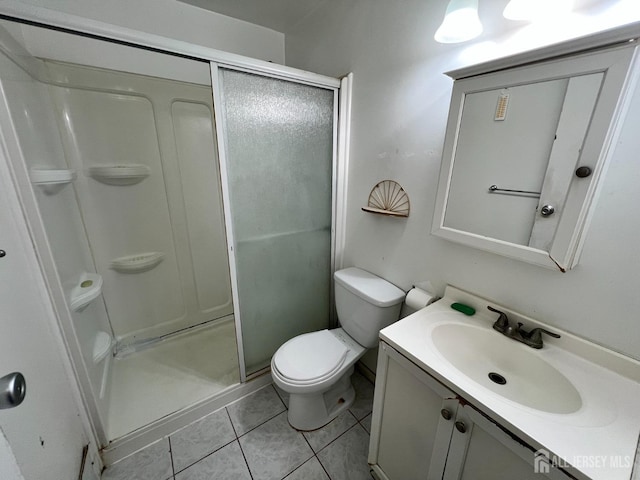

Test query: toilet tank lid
[334,267,405,307]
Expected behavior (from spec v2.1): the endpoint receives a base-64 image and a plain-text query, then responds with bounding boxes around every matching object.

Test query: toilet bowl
[271,267,405,431]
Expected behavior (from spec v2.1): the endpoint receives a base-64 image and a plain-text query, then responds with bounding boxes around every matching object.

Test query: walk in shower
[0,16,341,452]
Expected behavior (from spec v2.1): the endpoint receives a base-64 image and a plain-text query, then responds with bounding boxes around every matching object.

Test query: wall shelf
[30,168,76,194]
[362,180,410,217]
[110,252,165,273]
[362,206,409,217]
[87,165,150,186]
[69,272,103,312]
[92,331,114,364]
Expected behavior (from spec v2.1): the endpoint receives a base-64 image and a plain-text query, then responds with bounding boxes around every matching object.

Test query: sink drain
[488,372,507,385]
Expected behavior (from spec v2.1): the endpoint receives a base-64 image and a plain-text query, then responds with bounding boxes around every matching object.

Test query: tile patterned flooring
[101,371,375,480]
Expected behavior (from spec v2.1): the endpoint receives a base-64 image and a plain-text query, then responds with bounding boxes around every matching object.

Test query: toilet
[271,267,405,431]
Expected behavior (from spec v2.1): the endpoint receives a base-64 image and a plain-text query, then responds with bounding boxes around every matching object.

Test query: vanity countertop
[380,286,640,480]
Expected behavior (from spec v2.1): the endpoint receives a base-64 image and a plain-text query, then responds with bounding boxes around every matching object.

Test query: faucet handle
[529,327,561,339]
[487,306,510,333]
[526,327,561,348]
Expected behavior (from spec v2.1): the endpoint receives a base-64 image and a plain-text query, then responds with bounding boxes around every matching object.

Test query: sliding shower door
[213,66,337,377]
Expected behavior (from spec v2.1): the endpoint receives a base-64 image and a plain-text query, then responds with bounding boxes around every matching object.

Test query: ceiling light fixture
[434,0,483,44]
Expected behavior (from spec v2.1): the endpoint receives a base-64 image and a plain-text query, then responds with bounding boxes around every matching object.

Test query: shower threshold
[113,315,235,359]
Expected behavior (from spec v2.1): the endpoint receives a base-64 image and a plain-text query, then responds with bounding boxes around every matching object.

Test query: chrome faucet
[487,306,560,349]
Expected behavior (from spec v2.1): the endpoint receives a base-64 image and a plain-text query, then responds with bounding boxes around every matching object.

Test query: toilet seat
[273,330,348,385]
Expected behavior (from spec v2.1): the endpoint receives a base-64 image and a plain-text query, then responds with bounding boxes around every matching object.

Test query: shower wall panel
[172,102,233,315]
[0,51,112,423]
[45,61,232,344]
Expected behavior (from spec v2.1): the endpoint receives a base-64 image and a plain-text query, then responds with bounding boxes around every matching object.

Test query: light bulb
[435,0,483,44]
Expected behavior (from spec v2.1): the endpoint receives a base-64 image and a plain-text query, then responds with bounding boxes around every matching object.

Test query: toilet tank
[334,267,405,348]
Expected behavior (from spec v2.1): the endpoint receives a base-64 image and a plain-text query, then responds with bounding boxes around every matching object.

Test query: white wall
[9,0,285,64]
[0,429,24,480]
[286,0,640,361]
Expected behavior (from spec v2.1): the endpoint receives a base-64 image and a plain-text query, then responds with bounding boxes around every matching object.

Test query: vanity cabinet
[368,342,575,480]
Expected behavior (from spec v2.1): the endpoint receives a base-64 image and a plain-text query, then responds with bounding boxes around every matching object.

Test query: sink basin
[431,322,582,414]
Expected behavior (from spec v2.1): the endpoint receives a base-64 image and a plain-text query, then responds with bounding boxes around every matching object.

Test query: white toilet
[271,267,405,431]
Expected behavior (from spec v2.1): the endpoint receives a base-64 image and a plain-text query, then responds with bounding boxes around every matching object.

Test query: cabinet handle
[540,204,555,217]
[440,409,452,420]
[455,421,467,433]
[575,166,592,178]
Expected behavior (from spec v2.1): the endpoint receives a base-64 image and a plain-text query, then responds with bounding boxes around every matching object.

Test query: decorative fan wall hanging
[362,180,410,217]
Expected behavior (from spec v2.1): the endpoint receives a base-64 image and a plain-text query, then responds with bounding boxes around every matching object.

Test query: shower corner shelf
[30,168,76,194]
[92,331,114,364]
[70,272,103,312]
[362,180,410,217]
[87,164,150,186]
[110,252,165,273]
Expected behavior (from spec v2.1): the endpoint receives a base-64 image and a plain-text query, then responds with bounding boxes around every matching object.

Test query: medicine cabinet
[432,31,639,271]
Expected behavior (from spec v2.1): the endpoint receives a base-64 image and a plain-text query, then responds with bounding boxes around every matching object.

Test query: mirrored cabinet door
[432,43,638,271]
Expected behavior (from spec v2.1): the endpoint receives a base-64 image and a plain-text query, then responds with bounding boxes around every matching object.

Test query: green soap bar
[451,303,475,316]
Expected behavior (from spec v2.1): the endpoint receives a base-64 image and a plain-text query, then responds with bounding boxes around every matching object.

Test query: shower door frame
[210,62,341,381]
[0,1,351,459]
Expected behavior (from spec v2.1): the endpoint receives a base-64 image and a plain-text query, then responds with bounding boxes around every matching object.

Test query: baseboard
[79,444,101,480]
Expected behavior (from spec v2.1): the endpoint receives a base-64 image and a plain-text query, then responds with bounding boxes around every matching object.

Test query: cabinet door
[444,404,575,480]
[369,342,458,480]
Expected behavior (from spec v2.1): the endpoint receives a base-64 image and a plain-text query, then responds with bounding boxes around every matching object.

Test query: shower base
[106,319,240,440]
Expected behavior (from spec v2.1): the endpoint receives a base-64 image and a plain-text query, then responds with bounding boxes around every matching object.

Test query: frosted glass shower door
[215,67,336,376]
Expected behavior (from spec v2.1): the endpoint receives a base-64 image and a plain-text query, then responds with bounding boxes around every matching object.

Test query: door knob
[441,409,452,420]
[455,421,467,433]
[0,372,26,409]
[540,205,555,217]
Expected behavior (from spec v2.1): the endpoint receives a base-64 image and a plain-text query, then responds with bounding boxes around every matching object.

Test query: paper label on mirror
[494,93,510,121]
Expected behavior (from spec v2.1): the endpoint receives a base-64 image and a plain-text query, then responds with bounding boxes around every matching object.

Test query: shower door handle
[0,372,26,409]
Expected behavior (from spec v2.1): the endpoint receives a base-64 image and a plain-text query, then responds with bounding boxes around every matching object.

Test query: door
[369,342,458,480]
[0,143,88,478]
[212,65,338,378]
[444,404,575,480]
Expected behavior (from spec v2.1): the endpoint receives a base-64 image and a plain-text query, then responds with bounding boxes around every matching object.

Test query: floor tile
[360,413,372,433]
[284,457,330,480]
[239,411,314,480]
[175,441,251,480]
[349,371,375,420]
[226,385,286,436]
[170,407,236,472]
[303,411,357,453]
[317,424,372,480]
[101,438,172,480]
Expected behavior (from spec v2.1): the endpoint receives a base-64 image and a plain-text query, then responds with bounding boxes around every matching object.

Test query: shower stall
[0,15,345,458]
